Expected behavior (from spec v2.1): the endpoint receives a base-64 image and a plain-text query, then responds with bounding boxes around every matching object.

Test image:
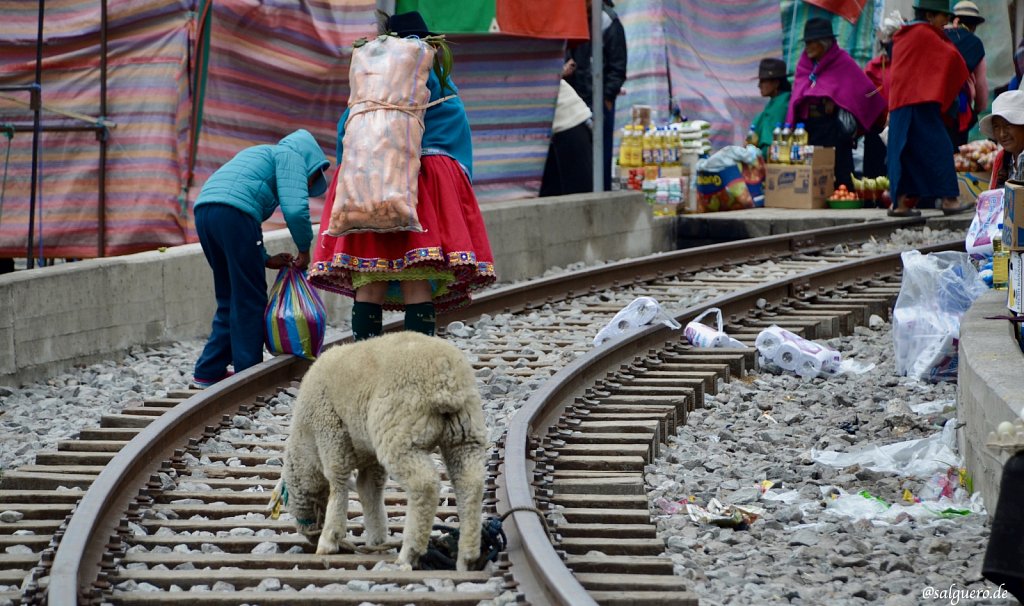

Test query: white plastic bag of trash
[810,418,959,478]
[594,296,681,347]
[684,307,748,348]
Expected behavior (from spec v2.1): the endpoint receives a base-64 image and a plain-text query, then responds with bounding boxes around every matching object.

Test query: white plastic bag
[684,308,747,348]
[892,251,987,382]
[965,188,1004,260]
[594,297,681,347]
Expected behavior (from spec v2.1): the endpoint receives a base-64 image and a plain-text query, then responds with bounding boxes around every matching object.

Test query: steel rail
[47,356,308,605]
[47,223,946,604]
[497,239,963,606]
[440,217,926,325]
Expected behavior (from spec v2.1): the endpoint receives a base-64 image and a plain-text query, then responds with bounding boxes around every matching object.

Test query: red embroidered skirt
[309,154,496,312]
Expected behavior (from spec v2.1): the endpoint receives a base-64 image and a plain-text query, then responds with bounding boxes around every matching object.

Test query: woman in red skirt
[309,11,495,341]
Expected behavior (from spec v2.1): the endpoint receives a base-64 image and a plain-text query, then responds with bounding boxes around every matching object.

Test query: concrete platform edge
[0,191,672,385]
[958,290,1024,514]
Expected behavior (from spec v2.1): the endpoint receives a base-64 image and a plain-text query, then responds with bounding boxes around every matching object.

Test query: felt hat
[953,0,985,24]
[803,18,835,42]
[757,58,788,81]
[979,90,1024,138]
[913,0,954,15]
[387,11,436,38]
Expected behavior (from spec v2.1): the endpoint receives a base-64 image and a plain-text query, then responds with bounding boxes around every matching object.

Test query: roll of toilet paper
[755,327,785,357]
[796,351,828,379]
[685,321,729,348]
[774,343,803,371]
[819,349,843,375]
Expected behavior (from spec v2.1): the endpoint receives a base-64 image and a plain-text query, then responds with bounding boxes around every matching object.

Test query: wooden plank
[558,537,664,556]
[566,554,674,575]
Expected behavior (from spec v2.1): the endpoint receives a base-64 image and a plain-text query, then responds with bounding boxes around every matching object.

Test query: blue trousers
[193,204,267,382]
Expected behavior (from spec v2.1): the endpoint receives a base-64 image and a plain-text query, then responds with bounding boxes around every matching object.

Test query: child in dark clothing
[192,129,329,387]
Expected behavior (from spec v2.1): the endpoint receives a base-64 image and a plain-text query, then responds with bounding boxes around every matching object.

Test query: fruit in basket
[829,185,858,200]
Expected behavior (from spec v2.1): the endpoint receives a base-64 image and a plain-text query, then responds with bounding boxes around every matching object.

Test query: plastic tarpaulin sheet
[613,1,783,149]
[0,0,194,258]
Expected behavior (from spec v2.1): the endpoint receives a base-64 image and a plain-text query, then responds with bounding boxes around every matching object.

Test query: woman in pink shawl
[787,18,887,189]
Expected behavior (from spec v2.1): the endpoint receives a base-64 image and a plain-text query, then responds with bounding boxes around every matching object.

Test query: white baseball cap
[980,90,1024,139]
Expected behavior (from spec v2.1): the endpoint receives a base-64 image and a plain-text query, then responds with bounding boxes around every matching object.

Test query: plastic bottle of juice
[618,125,633,169]
[778,123,793,165]
[769,123,782,163]
[994,224,1009,290]
[745,123,758,147]
[664,127,679,167]
[791,123,808,164]
[629,125,643,168]
[652,127,665,167]
[640,128,652,167]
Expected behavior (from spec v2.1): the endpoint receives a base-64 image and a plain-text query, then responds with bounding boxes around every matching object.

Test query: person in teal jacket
[192,129,329,388]
[751,58,792,160]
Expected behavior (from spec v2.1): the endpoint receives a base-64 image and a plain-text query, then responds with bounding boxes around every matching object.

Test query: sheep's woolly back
[293,332,486,453]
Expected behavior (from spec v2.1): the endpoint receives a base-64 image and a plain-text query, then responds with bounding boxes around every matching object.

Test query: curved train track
[0,218,964,605]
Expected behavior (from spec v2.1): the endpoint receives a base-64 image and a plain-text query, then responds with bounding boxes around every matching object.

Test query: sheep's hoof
[392,559,414,572]
[315,535,341,555]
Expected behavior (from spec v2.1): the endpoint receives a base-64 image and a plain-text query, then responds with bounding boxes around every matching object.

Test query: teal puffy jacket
[195,129,330,255]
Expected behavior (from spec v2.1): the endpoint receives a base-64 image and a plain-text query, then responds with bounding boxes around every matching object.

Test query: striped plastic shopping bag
[264,267,327,360]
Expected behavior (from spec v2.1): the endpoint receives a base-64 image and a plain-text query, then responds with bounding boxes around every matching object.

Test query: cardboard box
[1002,180,1024,251]
[763,147,835,209]
[956,171,988,205]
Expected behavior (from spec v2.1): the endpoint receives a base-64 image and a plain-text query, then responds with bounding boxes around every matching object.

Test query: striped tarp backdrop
[0,1,566,257]
[0,0,194,258]
[614,0,785,151]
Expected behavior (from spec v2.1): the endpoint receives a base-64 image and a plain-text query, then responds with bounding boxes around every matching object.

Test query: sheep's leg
[441,440,487,571]
[383,450,439,570]
[356,462,388,546]
[315,473,350,555]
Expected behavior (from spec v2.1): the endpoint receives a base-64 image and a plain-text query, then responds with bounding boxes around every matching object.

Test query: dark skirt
[887,103,958,200]
[540,122,593,197]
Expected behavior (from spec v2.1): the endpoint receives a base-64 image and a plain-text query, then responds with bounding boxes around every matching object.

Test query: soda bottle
[791,123,808,164]
[779,123,793,165]
[769,123,782,163]
[994,224,1009,290]
[745,123,759,147]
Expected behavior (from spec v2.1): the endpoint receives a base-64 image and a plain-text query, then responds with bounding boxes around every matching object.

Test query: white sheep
[269,331,487,571]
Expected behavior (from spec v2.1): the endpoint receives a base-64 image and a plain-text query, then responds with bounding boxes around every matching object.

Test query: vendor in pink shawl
[787,18,887,190]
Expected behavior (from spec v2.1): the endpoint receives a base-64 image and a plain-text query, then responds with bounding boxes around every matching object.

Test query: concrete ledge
[1,190,672,385]
[677,207,971,248]
[958,290,1024,514]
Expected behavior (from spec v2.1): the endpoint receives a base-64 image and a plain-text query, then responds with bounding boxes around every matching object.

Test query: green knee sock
[352,301,383,341]
[404,302,436,336]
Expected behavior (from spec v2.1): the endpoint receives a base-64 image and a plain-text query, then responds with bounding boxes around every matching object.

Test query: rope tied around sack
[344,95,456,132]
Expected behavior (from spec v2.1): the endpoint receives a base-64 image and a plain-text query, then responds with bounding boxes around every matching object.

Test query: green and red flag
[802,0,867,24]
[395,0,589,39]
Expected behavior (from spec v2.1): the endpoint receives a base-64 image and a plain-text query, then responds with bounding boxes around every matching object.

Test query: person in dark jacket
[192,129,329,388]
[564,0,627,191]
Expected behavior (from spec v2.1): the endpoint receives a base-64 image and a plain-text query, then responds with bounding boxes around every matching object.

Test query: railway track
[0,219,965,605]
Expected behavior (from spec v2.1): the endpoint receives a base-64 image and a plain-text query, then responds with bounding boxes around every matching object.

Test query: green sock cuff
[352,301,383,341]
[404,302,436,337]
